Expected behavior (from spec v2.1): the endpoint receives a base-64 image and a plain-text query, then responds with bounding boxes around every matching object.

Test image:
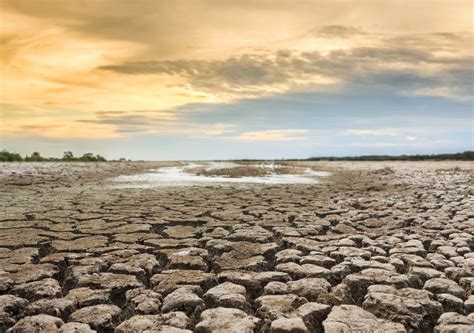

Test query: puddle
[111,162,330,188]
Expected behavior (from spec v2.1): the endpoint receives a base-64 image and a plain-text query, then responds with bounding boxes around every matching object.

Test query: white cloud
[349,142,403,147]
[228,129,308,142]
[343,129,403,136]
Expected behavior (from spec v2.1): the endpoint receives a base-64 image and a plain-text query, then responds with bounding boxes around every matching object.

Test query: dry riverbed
[0,161,473,332]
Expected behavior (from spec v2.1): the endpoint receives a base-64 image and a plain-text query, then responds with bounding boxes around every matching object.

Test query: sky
[0,0,473,160]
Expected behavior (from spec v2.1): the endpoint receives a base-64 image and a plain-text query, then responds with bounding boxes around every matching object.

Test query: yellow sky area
[0,11,217,111]
[0,0,472,140]
[0,120,119,139]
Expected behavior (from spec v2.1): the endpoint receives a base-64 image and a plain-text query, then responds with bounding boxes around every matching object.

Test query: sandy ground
[0,162,177,186]
[0,161,473,332]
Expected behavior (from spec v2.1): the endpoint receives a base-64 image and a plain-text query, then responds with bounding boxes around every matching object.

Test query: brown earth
[0,161,473,332]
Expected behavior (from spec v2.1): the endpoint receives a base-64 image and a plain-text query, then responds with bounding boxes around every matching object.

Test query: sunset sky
[0,0,472,160]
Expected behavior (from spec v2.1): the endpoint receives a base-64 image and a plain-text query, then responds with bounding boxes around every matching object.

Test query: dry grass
[187,164,313,178]
[273,167,306,175]
[187,166,268,178]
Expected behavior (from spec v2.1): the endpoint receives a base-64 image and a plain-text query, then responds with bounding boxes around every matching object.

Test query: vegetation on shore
[0,150,112,162]
[226,151,474,162]
[1,149,472,162]
[188,165,268,178]
[306,151,474,161]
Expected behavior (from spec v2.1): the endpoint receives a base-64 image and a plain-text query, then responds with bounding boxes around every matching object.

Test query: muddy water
[111,162,330,187]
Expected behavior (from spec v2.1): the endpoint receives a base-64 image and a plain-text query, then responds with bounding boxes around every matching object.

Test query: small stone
[0,276,14,292]
[125,288,162,315]
[323,305,406,332]
[263,282,288,295]
[26,298,76,320]
[69,304,121,331]
[7,314,64,333]
[434,312,474,333]
[12,278,61,301]
[6,264,58,284]
[115,312,191,332]
[465,295,474,314]
[286,278,331,302]
[109,263,146,282]
[161,286,204,315]
[293,302,331,332]
[255,294,307,320]
[204,282,249,311]
[60,322,97,333]
[151,270,216,292]
[409,267,445,283]
[299,255,336,268]
[363,285,443,331]
[76,273,143,292]
[424,278,466,300]
[276,263,332,281]
[65,287,111,307]
[0,294,29,315]
[270,317,309,333]
[436,293,464,313]
[195,307,259,333]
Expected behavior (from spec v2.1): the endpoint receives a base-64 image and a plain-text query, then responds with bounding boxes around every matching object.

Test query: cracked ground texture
[0,161,473,333]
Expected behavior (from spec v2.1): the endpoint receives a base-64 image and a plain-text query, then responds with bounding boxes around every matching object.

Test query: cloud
[227,129,308,142]
[1,0,472,158]
[78,110,177,126]
[2,122,118,139]
[98,35,473,100]
[344,129,403,136]
[97,54,297,96]
[76,110,237,138]
[349,142,403,148]
[342,129,459,148]
[312,25,366,38]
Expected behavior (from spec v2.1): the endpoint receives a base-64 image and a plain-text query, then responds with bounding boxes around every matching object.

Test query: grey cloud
[77,110,176,134]
[78,115,170,126]
[98,35,473,99]
[4,1,359,58]
[76,110,237,137]
[313,25,365,38]
[383,31,474,54]
[100,54,292,87]
[77,111,173,127]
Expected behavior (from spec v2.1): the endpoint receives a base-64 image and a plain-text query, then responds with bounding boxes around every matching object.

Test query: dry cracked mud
[1,161,473,332]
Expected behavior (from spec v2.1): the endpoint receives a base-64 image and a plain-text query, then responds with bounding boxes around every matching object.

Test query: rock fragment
[323,305,406,332]
[7,314,64,333]
[69,304,121,331]
[195,307,259,333]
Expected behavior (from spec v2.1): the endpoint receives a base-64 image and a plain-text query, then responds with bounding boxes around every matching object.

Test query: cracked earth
[1,161,473,333]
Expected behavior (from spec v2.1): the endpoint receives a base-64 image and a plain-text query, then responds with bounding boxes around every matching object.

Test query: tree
[0,150,23,162]
[95,154,106,162]
[26,152,44,162]
[63,151,74,161]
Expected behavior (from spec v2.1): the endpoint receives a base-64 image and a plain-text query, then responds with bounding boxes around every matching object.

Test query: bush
[0,150,108,162]
[0,150,23,162]
[25,152,46,162]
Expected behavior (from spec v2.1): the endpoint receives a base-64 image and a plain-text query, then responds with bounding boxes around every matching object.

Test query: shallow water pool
[111,163,330,188]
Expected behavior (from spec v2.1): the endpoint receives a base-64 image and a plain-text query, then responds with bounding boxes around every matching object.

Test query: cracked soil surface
[1,161,473,332]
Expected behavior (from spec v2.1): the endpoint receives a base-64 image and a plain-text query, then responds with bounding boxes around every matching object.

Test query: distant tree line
[2,149,472,162]
[219,151,474,162]
[306,151,474,161]
[0,150,114,162]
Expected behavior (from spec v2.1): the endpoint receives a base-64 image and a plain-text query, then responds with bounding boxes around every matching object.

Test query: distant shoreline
[221,151,474,162]
[1,150,473,162]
